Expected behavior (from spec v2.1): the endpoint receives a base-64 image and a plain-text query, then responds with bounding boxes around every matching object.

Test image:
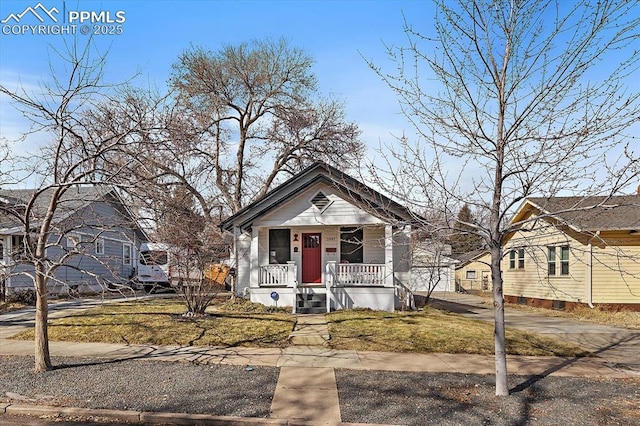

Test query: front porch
[253,261,396,313]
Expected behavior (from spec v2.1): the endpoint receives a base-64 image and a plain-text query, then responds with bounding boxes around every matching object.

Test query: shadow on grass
[9,307,296,349]
[510,332,639,394]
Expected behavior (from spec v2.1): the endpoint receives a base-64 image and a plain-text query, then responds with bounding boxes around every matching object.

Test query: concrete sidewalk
[1,298,639,425]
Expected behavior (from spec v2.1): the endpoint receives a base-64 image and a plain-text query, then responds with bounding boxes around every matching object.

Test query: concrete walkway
[1,296,639,425]
[270,314,341,423]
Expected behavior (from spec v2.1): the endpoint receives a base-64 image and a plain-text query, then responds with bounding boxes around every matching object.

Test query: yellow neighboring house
[502,195,640,311]
[454,250,491,292]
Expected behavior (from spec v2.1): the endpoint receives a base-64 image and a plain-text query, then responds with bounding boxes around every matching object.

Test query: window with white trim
[340,227,363,264]
[268,229,290,264]
[547,245,569,276]
[560,245,570,275]
[518,248,525,269]
[509,249,525,269]
[122,243,132,265]
[66,233,81,249]
[547,247,556,275]
[95,238,105,255]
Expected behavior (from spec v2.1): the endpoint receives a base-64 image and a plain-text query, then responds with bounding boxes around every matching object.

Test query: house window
[269,229,290,264]
[10,235,28,259]
[547,247,556,276]
[560,246,570,275]
[466,270,476,279]
[509,249,525,269]
[122,243,132,265]
[95,238,105,255]
[518,249,525,269]
[340,227,363,264]
[66,233,81,249]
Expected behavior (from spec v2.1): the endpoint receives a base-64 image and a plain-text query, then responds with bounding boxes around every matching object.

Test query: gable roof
[512,195,640,233]
[220,162,419,233]
[0,185,148,240]
[452,249,489,268]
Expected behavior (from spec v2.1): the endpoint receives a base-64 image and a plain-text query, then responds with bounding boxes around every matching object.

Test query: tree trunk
[490,245,508,396]
[34,271,52,372]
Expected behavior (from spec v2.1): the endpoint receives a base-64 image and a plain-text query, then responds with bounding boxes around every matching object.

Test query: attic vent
[311,191,331,212]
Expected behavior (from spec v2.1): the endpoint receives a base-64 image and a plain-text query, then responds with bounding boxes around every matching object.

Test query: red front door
[302,233,322,283]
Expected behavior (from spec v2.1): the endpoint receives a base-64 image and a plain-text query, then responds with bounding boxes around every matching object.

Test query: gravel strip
[336,370,640,425]
[0,356,278,418]
[2,355,639,425]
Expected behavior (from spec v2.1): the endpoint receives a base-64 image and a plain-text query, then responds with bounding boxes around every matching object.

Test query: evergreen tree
[450,204,483,255]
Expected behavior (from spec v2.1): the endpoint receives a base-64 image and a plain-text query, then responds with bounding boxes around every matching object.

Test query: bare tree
[171,37,363,212]
[0,39,148,372]
[369,0,640,395]
[152,186,230,315]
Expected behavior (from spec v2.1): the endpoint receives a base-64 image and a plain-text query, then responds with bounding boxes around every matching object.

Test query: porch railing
[335,263,385,286]
[259,262,296,286]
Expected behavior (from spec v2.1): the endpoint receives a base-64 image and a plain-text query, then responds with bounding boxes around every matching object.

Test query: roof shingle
[527,195,640,231]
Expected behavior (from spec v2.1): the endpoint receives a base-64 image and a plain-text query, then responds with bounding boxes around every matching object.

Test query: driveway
[428,291,640,372]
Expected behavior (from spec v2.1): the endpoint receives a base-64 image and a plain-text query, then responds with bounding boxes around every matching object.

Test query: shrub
[8,289,37,305]
[220,297,291,314]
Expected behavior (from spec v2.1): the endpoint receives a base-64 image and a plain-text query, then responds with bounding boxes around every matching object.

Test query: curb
[0,403,389,426]
[2,403,284,425]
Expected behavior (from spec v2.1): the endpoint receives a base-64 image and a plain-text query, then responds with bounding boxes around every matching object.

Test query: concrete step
[296,306,326,314]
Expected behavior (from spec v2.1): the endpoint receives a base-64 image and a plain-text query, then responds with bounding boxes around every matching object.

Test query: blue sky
[0,0,431,162]
[1,1,638,197]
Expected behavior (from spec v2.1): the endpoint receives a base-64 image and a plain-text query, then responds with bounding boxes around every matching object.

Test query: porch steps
[289,314,330,346]
[295,292,326,315]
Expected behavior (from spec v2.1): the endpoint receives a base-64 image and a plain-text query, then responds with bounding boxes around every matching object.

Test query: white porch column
[0,237,6,294]
[326,261,336,312]
[384,225,394,287]
[290,261,298,314]
[250,227,260,288]
[2,236,11,290]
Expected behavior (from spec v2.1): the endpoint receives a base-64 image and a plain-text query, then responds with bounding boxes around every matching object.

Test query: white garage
[410,242,457,293]
[411,265,454,292]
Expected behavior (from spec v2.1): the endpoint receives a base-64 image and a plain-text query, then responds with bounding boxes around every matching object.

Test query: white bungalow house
[220,162,420,313]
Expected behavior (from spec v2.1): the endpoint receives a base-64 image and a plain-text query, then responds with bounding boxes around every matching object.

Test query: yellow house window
[560,246,570,275]
[548,245,569,276]
[547,247,556,275]
[509,249,525,269]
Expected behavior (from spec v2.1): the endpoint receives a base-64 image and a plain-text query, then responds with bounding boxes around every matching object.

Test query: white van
[135,242,174,292]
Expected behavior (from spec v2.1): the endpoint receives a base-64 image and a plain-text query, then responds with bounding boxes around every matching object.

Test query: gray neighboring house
[0,185,148,295]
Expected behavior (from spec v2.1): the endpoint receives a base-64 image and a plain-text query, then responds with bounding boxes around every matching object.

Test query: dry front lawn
[327,308,589,357]
[12,298,295,348]
[10,298,587,356]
